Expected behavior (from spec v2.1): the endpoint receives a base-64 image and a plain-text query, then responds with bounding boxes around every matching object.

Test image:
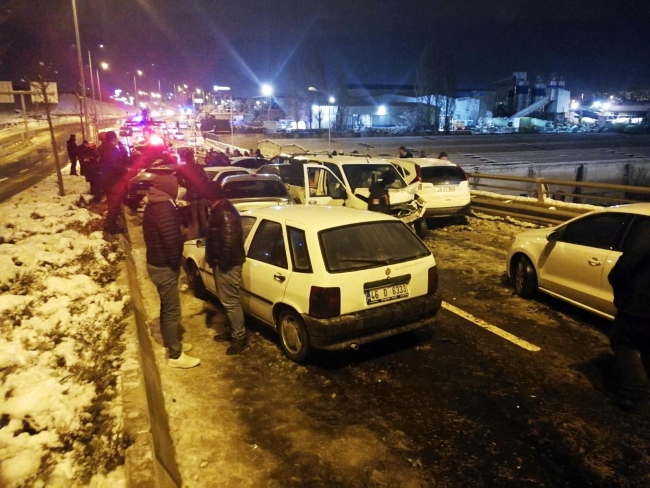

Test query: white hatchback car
[507,203,650,320]
[390,158,471,219]
[182,206,442,362]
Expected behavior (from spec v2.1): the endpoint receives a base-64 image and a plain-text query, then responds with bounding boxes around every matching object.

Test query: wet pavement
[126,207,650,487]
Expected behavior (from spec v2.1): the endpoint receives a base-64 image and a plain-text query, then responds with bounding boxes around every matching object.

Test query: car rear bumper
[424,203,471,218]
[302,293,442,351]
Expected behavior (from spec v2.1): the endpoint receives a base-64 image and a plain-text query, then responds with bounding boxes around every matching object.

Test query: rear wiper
[338,258,393,265]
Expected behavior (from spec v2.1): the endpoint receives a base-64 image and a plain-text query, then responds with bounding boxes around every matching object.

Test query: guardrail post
[535,178,548,203]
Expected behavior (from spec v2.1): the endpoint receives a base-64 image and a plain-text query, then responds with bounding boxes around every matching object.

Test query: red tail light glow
[309,286,341,319]
[428,266,439,295]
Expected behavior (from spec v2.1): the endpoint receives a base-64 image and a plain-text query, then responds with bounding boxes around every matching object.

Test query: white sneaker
[168,353,201,369]
[162,343,193,356]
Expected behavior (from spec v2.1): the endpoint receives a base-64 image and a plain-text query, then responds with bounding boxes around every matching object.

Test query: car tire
[513,255,538,298]
[414,218,428,238]
[278,308,311,363]
[185,261,207,300]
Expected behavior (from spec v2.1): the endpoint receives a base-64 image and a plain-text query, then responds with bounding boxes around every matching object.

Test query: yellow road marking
[442,301,541,352]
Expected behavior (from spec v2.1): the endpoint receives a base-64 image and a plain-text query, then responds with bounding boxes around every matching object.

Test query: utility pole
[87,51,97,139]
[72,0,89,140]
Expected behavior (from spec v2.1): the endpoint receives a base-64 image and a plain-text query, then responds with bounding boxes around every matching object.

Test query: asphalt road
[128,208,650,487]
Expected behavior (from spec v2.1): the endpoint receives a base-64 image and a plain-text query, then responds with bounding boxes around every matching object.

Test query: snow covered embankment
[0,175,129,487]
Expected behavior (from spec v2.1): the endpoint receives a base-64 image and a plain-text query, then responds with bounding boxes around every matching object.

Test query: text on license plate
[136,189,148,195]
[436,185,456,193]
[365,284,409,304]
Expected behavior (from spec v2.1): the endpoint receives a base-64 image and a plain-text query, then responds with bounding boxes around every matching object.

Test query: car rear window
[420,166,467,184]
[320,221,430,273]
[342,164,407,190]
[222,179,289,199]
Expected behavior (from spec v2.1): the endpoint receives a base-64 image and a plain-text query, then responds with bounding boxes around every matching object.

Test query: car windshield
[342,164,406,190]
[421,166,467,184]
[320,221,430,273]
[223,179,290,199]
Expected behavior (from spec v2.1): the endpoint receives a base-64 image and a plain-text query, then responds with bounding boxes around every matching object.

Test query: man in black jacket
[176,150,209,239]
[368,170,395,214]
[66,134,79,175]
[204,181,248,355]
[144,175,200,368]
[608,225,650,414]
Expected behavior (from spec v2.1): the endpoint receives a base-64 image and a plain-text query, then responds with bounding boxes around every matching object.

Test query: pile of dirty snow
[0,173,128,487]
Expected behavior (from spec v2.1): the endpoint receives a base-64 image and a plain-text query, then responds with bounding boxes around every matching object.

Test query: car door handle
[588,258,601,267]
[308,200,318,205]
[274,273,286,283]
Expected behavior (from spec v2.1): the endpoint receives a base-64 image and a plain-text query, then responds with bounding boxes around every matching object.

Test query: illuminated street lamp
[261,84,273,121]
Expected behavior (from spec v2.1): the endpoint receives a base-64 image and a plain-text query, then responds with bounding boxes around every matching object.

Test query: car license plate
[436,185,456,193]
[365,284,409,304]
[136,189,148,195]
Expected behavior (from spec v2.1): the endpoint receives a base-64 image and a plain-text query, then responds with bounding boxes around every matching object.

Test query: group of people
[67,131,131,234]
[398,145,448,160]
[203,147,265,167]
[142,166,248,369]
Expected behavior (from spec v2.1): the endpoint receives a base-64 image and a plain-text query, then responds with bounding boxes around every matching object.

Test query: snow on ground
[0,172,128,487]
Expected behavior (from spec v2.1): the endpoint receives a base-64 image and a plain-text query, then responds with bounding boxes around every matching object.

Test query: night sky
[1,0,649,99]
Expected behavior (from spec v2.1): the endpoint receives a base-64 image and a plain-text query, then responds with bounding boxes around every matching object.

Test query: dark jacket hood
[148,175,178,203]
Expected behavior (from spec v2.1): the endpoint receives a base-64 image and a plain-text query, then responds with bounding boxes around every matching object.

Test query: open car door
[302,163,347,206]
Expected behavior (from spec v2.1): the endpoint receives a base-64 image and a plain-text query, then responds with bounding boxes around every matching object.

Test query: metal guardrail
[469,173,650,206]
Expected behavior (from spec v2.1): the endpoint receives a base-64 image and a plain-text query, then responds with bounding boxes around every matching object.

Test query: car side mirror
[547,229,562,242]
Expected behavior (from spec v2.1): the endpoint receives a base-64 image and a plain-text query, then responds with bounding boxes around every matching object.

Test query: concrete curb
[119,226,182,487]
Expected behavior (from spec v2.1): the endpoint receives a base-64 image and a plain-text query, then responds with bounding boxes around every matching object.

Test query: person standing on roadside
[143,175,200,369]
[67,134,79,175]
[176,150,210,239]
[99,131,130,234]
[398,145,413,158]
[608,226,650,415]
[368,170,395,214]
[204,181,248,355]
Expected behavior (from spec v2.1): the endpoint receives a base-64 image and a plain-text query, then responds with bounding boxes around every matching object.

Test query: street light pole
[96,68,105,128]
[87,51,97,138]
[308,87,334,152]
[71,0,88,140]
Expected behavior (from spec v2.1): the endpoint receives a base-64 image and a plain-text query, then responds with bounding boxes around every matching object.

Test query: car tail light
[309,286,340,319]
[427,265,439,295]
[415,164,422,182]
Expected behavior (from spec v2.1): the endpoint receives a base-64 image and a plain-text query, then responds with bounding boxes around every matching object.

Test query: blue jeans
[213,265,246,341]
[147,264,182,359]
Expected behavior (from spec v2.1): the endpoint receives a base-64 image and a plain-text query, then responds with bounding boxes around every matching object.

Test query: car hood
[232,198,293,212]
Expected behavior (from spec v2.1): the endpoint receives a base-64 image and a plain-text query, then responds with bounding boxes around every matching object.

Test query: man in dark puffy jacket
[204,181,248,355]
[368,170,395,214]
[608,228,650,415]
[143,175,200,369]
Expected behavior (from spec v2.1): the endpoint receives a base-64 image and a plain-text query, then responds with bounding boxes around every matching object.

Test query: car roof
[222,173,284,184]
[204,166,251,174]
[601,202,650,216]
[390,157,459,168]
[244,205,396,229]
[293,155,386,165]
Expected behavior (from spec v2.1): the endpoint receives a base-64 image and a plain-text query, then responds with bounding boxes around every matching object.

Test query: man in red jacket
[143,175,200,368]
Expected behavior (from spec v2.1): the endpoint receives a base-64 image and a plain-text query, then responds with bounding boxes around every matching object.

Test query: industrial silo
[515,78,530,113]
[532,76,547,104]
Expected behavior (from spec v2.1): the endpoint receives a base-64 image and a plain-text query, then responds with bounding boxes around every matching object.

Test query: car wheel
[513,255,538,298]
[414,218,428,238]
[185,261,207,300]
[278,309,310,363]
